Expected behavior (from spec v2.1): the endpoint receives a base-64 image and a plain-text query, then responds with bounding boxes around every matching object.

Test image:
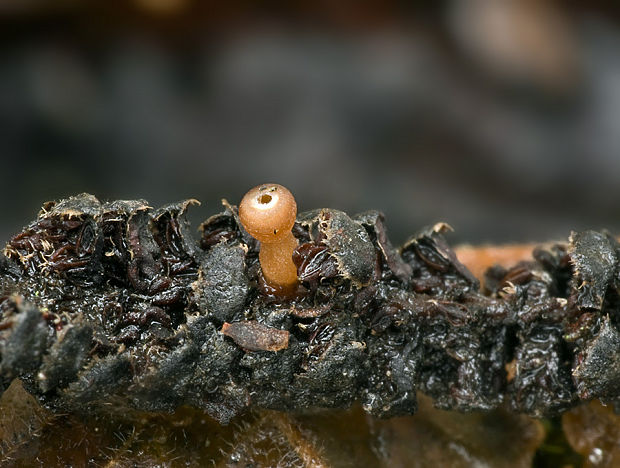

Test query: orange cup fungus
[239,184,299,295]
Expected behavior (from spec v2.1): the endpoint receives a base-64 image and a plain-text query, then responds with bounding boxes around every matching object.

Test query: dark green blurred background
[2,0,620,246]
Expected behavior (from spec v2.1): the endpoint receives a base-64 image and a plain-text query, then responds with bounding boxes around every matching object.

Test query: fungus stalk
[239,184,299,295]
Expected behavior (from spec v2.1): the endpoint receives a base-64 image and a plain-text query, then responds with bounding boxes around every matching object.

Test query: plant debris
[221,321,290,352]
[563,399,620,467]
[0,379,546,467]
[1,193,619,425]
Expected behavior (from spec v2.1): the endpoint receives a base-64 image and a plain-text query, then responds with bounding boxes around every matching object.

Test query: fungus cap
[239,184,297,243]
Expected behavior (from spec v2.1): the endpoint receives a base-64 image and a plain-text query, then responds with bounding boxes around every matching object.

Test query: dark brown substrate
[1,194,619,424]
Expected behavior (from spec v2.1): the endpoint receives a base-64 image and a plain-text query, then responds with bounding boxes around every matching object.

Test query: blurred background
[1,0,620,247]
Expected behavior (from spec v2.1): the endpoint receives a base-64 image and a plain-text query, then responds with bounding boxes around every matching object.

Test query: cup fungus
[238,183,299,295]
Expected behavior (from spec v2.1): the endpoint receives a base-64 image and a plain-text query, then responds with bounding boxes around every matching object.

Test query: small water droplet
[588,447,604,464]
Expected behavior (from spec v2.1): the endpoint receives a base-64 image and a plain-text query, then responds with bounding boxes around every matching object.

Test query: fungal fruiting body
[238,183,299,295]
